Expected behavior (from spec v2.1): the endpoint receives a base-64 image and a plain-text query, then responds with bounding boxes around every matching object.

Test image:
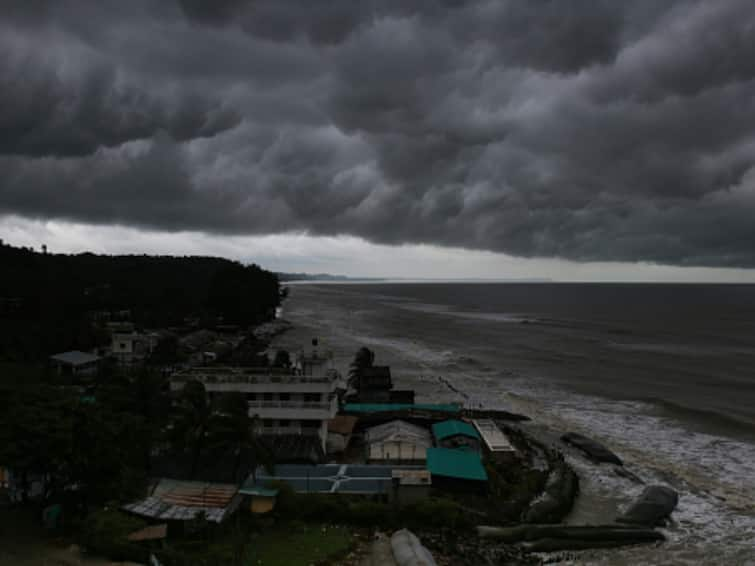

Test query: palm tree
[172,380,212,478]
[212,392,273,483]
[348,346,375,389]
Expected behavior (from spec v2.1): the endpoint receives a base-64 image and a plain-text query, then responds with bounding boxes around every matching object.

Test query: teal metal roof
[432,420,481,441]
[426,448,488,481]
[238,475,279,497]
[238,486,279,497]
[343,403,461,414]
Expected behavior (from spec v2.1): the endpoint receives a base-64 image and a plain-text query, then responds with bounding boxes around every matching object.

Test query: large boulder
[561,432,623,465]
[617,485,679,526]
[391,529,437,566]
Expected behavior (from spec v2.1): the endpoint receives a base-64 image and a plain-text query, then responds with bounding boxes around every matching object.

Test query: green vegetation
[272,484,474,531]
[245,524,354,566]
[80,508,151,563]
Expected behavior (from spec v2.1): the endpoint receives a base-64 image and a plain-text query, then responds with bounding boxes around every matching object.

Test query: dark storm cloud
[1,0,755,266]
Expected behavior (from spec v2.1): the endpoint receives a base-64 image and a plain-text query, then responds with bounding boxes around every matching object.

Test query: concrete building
[472,419,518,463]
[364,420,433,463]
[110,331,158,365]
[170,349,340,451]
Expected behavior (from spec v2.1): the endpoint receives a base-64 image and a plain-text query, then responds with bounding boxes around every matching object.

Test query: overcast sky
[2,1,755,281]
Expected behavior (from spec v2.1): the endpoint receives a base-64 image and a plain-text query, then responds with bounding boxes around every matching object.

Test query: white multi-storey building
[170,349,340,450]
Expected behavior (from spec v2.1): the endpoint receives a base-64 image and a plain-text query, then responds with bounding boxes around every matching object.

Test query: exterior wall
[55,361,98,376]
[393,484,431,505]
[171,365,338,451]
[368,441,428,462]
[250,496,276,514]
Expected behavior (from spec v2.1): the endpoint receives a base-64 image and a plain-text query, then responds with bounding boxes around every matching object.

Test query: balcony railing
[171,367,338,385]
[247,400,331,411]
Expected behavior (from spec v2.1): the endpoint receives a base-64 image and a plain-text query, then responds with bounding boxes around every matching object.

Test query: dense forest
[0,242,280,361]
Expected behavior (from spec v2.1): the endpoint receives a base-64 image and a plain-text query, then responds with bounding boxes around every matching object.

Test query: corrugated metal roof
[343,403,461,413]
[50,350,100,366]
[472,419,517,453]
[426,448,488,481]
[364,420,432,447]
[122,480,240,523]
[432,420,481,441]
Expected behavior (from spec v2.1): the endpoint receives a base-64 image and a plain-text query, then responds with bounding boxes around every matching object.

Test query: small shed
[364,420,433,463]
[426,448,488,492]
[472,419,518,463]
[237,484,279,514]
[327,415,358,454]
[122,479,241,525]
[50,351,100,376]
[432,420,482,452]
[391,469,432,504]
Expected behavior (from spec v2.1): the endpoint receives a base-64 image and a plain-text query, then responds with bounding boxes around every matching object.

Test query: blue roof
[242,464,398,495]
[426,448,488,481]
[343,403,461,414]
[432,420,481,441]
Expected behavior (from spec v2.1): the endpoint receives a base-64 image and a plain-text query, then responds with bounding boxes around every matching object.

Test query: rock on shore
[617,485,679,526]
[561,432,623,466]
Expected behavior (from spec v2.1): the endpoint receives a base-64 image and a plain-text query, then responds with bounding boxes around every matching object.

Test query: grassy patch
[245,524,353,566]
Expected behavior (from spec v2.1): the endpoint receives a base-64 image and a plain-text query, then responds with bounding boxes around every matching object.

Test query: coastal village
[0,244,678,566]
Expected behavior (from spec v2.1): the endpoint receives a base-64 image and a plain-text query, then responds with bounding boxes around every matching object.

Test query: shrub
[80,508,150,563]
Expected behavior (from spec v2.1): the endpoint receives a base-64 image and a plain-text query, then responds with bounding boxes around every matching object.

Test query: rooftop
[426,448,488,481]
[50,350,100,366]
[364,420,432,447]
[328,415,359,435]
[432,420,481,441]
[343,403,461,414]
[472,419,517,453]
[123,479,240,523]
[244,464,422,495]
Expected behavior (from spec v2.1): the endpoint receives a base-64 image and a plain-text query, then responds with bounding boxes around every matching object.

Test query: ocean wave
[640,397,755,439]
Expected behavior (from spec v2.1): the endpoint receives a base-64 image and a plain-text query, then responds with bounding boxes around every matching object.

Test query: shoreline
[271,284,755,565]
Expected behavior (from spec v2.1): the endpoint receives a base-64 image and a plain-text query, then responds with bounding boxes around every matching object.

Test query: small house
[432,420,482,452]
[364,420,432,463]
[351,366,393,403]
[50,351,100,376]
[391,469,432,504]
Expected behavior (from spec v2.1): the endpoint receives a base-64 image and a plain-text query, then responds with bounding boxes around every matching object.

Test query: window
[279,393,290,401]
[263,393,273,401]
[278,419,290,428]
[301,420,320,429]
[246,393,257,401]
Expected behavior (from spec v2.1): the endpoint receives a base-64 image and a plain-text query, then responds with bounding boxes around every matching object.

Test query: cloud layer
[1,0,755,267]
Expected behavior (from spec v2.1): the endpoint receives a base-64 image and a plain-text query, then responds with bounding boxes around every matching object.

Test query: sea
[272,282,755,565]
